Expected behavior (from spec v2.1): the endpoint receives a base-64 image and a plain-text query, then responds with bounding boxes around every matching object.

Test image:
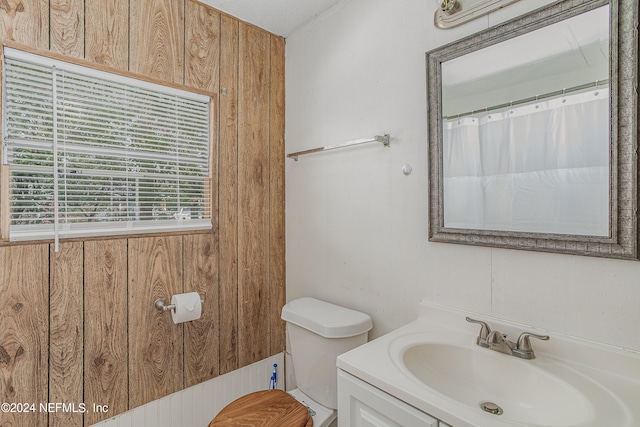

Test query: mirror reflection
[440,5,610,236]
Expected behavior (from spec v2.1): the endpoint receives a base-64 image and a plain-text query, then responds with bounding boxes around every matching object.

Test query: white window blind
[2,47,212,247]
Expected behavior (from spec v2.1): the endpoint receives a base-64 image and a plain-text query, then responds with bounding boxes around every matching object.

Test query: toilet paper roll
[171,292,202,324]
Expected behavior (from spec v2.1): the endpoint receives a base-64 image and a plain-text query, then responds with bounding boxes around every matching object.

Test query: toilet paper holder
[154,296,205,312]
[154,298,176,312]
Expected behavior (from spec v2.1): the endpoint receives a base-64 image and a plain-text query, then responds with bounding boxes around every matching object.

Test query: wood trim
[1,41,217,98]
[0,228,214,247]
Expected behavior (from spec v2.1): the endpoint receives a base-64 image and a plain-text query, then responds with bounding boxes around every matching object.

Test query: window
[2,47,212,247]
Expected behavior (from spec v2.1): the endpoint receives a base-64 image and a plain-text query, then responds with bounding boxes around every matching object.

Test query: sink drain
[480,401,503,415]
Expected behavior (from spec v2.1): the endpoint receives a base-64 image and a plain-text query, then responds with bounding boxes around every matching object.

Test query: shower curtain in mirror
[442,88,609,236]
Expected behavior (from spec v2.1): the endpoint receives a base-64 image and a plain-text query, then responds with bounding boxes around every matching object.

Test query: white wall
[91,354,284,427]
[285,0,640,352]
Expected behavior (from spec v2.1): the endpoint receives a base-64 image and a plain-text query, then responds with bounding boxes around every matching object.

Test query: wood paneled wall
[0,1,285,426]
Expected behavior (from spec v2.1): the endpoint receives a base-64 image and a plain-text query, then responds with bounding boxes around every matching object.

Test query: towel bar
[287,134,390,161]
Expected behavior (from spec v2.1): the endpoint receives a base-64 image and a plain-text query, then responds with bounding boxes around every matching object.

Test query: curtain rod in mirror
[443,79,609,120]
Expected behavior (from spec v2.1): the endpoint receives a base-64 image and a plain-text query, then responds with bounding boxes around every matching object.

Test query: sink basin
[338,303,640,427]
[382,329,633,427]
[401,342,593,426]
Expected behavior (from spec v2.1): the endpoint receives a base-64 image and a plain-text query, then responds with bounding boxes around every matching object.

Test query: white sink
[337,302,640,427]
[400,340,596,426]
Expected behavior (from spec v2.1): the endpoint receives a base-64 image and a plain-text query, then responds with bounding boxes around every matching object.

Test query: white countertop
[337,301,640,427]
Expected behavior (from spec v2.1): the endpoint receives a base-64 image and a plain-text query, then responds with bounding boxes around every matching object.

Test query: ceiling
[199,0,344,37]
[443,5,609,87]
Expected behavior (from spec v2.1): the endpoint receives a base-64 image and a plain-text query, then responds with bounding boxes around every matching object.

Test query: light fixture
[437,0,460,16]
[434,0,521,29]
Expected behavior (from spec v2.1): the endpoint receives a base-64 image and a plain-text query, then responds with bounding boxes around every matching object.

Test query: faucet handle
[465,317,491,347]
[516,332,550,351]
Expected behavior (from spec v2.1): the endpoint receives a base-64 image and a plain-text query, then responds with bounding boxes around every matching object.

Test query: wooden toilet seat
[209,389,313,427]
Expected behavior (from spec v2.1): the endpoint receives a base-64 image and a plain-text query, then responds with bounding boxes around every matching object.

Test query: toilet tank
[281,297,372,410]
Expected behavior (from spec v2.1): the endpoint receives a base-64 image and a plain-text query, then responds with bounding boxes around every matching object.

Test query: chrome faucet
[466,317,549,360]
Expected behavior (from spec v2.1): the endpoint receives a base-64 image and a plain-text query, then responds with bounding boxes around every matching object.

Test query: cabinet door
[338,370,438,427]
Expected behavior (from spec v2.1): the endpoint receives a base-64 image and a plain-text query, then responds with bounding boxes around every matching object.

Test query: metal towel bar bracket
[287,134,390,161]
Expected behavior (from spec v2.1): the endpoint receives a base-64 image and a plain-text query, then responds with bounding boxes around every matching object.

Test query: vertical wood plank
[85,0,129,70]
[0,244,49,427]
[50,0,84,58]
[49,242,84,427]
[129,0,184,84]
[269,35,286,356]
[183,233,219,387]
[0,0,48,49]
[218,14,239,375]
[183,0,221,382]
[128,236,183,409]
[84,239,128,426]
[185,0,219,93]
[237,23,270,367]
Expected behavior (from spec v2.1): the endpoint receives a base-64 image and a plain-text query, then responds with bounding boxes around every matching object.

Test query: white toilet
[209,297,372,427]
[282,297,373,426]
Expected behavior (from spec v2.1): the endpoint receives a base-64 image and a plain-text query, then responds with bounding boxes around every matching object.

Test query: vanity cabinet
[338,370,441,426]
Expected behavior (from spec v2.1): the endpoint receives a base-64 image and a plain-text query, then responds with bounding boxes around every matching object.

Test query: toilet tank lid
[281,297,372,338]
